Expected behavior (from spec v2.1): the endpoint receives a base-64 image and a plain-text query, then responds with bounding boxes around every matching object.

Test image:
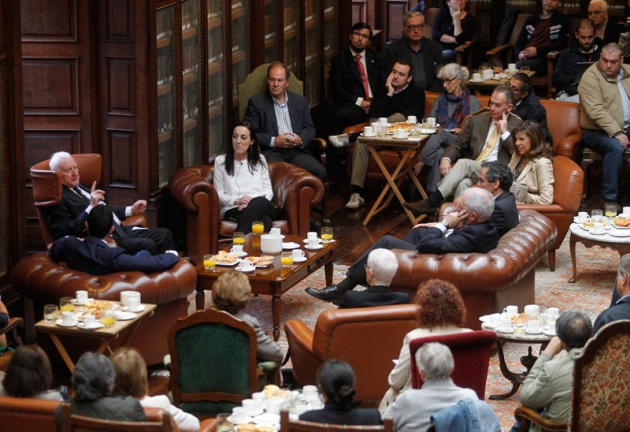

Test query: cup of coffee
[524,304,540,318]
[84,313,96,326]
[472,73,482,81]
[231,244,244,255]
[527,320,540,333]
[61,311,75,326]
[503,305,518,317]
[592,223,605,234]
[252,392,265,404]
[482,69,494,80]
[292,249,305,260]
[127,296,142,312]
[303,385,318,398]
[623,206,630,216]
[307,238,320,248]
[240,259,255,271]
[508,63,517,72]
[407,115,417,124]
[121,291,140,307]
[307,231,318,241]
[577,211,589,223]
[394,128,407,138]
[241,399,258,416]
[427,117,436,127]
[269,227,281,235]
[499,318,512,332]
[378,117,388,125]
[363,126,374,136]
[75,290,88,304]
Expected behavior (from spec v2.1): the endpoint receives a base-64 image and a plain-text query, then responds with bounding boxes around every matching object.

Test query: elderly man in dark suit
[49,205,180,276]
[244,61,327,181]
[43,152,175,255]
[328,22,385,136]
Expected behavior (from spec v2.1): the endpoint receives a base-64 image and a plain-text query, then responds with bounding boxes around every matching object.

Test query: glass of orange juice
[252,221,264,236]
[101,307,117,327]
[321,227,333,243]
[203,254,216,271]
[59,297,74,312]
[281,251,294,268]
[233,232,245,245]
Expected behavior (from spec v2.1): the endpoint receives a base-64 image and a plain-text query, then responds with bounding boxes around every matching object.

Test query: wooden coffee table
[195,233,337,341]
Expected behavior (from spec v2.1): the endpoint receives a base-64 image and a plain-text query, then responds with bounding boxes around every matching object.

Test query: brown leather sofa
[284,304,419,401]
[10,254,196,366]
[169,162,325,264]
[389,209,557,330]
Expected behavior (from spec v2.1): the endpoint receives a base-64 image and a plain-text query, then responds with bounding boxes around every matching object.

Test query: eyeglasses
[404,24,424,31]
[352,31,371,40]
[509,85,522,93]
[587,10,605,15]
[441,77,459,84]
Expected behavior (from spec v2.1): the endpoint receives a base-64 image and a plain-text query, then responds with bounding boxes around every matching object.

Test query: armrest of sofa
[284,319,320,386]
[169,166,218,214]
[554,132,582,160]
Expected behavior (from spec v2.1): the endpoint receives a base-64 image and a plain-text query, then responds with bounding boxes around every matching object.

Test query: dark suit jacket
[512,92,552,145]
[299,402,382,425]
[368,83,426,120]
[329,47,384,105]
[416,221,499,254]
[339,285,410,309]
[442,109,522,165]
[384,37,443,92]
[244,90,316,151]
[491,191,519,238]
[43,184,128,239]
[49,236,179,275]
[593,296,630,333]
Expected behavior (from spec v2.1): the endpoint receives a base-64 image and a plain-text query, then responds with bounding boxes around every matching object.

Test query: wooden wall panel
[383,0,408,43]
[22,59,78,113]
[352,0,367,24]
[20,0,76,42]
[107,58,134,115]
[108,129,135,187]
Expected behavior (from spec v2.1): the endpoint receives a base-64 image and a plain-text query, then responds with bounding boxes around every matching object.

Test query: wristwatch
[441,219,449,228]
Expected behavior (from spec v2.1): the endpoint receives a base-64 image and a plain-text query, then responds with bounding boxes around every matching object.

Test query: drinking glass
[233,231,245,245]
[44,304,59,323]
[252,221,264,236]
[605,203,617,218]
[321,227,333,243]
[281,251,294,268]
[521,65,530,72]
[59,297,74,312]
[492,59,503,73]
[102,307,117,327]
[203,254,216,271]
[591,209,603,222]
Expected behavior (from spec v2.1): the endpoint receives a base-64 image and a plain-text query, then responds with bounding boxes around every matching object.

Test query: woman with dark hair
[0,345,63,400]
[213,121,278,234]
[508,120,554,204]
[432,0,475,63]
[55,352,145,430]
[299,360,381,425]
[378,279,470,413]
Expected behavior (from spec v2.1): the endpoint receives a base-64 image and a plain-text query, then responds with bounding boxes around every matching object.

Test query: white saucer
[609,230,630,238]
[72,298,93,306]
[303,238,322,244]
[470,78,484,83]
[235,266,255,273]
[543,329,556,337]
[56,319,77,327]
[419,128,437,134]
[479,313,501,322]
[78,321,104,330]
[526,328,543,335]
[116,311,136,321]
[360,133,377,137]
[252,413,280,426]
[392,135,409,139]
[122,305,145,312]
[305,244,324,250]
[282,242,300,249]
[230,252,248,258]
[496,327,513,334]
[292,256,307,263]
[589,228,606,235]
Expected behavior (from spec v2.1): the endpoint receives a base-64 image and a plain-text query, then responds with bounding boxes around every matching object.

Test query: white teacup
[120,291,140,307]
[527,320,540,333]
[240,260,255,271]
[508,63,517,72]
[503,305,518,317]
[472,73,482,81]
[231,244,244,255]
[363,126,374,136]
[426,117,436,127]
[524,304,540,318]
[407,115,417,124]
[76,290,88,304]
[394,128,407,138]
[84,313,95,325]
[265,397,286,415]
[127,296,142,312]
[482,69,494,80]
[292,249,305,260]
[269,227,281,235]
[303,385,318,397]
[307,232,318,240]
[577,211,590,223]
[231,407,250,422]
[307,238,320,248]
[241,399,258,415]
[252,392,265,404]
[378,117,388,125]
[592,224,605,234]
[624,206,630,216]
[61,311,75,325]
[499,318,512,332]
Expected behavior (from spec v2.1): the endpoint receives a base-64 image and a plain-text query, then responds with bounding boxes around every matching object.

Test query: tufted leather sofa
[169,161,325,264]
[284,304,419,401]
[10,254,196,366]
[390,209,557,330]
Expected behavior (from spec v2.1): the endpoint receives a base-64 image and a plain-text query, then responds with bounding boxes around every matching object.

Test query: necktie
[354,54,370,100]
[476,124,501,163]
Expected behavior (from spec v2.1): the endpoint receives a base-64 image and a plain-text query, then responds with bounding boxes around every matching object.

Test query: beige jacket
[508,155,555,205]
[579,62,630,136]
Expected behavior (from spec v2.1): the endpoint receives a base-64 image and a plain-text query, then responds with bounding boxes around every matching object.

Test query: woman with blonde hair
[111,347,200,432]
[378,279,470,413]
[212,272,283,362]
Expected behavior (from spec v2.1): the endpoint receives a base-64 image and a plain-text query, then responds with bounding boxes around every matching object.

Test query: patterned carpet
[189,236,619,431]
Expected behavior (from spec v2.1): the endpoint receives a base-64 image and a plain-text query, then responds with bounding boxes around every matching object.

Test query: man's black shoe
[305,285,344,302]
[402,199,438,216]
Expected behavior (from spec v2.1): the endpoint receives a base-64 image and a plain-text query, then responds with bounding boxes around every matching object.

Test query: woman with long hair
[432,0,475,63]
[0,345,63,400]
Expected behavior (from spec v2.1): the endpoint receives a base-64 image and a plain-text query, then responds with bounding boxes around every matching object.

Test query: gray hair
[602,42,622,56]
[49,151,73,172]
[403,10,424,26]
[72,352,116,403]
[415,342,454,381]
[437,63,470,82]
[589,0,608,9]
[461,187,494,221]
[619,254,630,278]
[556,310,592,349]
[367,248,399,286]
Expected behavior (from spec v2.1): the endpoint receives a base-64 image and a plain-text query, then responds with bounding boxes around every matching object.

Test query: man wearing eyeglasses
[514,0,570,76]
[587,0,623,44]
[509,73,551,144]
[384,11,443,92]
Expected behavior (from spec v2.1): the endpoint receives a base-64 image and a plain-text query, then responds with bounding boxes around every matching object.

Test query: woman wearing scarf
[413,63,480,193]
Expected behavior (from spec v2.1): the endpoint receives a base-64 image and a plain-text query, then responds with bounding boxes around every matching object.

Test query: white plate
[305,244,324,250]
[483,321,500,329]
[611,220,630,229]
[419,128,437,134]
[544,329,556,337]
[282,242,300,249]
[496,327,513,334]
[470,78,484,83]
[216,260,239,266]
[235,266,255,273]
[589,228,606,235]
[303,238,322,244]
[359,133,377,137]
[479,313,500,322]
[116,311,136,321]
[292,256,307,263]
[56,319,77,327]
[252,413,280,426]
[72,298,93,306]
[392,135,409,140]
[609,230,630,238]
[78,321,104,330]
[123,305,146,312]
[230,252,248,258]
[526,328,543,335]
[227,415,253,425]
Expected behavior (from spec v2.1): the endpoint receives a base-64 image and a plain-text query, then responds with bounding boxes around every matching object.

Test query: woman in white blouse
[213,121,278,234]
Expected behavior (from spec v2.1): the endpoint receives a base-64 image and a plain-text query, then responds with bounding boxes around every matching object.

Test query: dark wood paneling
[383,0,409,43]
[107,58,134,115]
[108,129,136,187]
[106,0,133,42]
[352,0,367,24]
[20,0,76,42]
[22,59,78,113]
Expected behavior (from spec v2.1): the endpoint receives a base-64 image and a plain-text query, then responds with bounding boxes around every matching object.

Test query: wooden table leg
[489,341,525,400]
[48,334,76,372]
[569,233,578,283]
[195,287,205,311]
[271,284,281,342]
[325,261,333,286]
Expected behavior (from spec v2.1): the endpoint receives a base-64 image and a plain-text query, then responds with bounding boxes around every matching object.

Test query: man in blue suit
[49,205,180,276]
[244,61,327,181]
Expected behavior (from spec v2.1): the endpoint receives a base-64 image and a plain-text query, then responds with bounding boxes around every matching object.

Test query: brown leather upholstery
[280,410,394,432]
[389,210,557,330]
[284,304,419,401]
[169,161,325,263]
[10,254,195,366]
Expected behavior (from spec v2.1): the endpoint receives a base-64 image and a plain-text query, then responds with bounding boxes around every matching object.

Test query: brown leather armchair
[169,161,325,264]
[389,210,557,330]
[284,304,419,401]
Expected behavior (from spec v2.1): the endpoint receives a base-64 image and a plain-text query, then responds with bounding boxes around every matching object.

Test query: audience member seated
[379,279,470,413]
[337,249,409,308]
[212,272,283,363]
[382,342,478,432]
[54,352,146,430]
[49,205,180,275]
[588,0,624,44]
[593,254,630,333]
[474,162,519,237]
[413,63,481,193]
[578,42,628,210]
[111,347,200,432]
[0,345,64,401]
[43,151,175,255]
[554,19,604,103]
[328,22,385,135]
[402,85,521,217]
[299,360,381,425]
[341,61,425,210]
[509,73,552,145]
[244,62,327,182]
[306,188,498,303]
[513,310,592,431]
[214,122,279,235]
[0,299,8,349]
[384,11,443,92]
[514,0,570,76]
[432,0,475,64]
[508,120,555,205]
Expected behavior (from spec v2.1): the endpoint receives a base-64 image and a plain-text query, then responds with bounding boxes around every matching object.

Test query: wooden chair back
[280,410,394,432]
[60,403,174,432]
